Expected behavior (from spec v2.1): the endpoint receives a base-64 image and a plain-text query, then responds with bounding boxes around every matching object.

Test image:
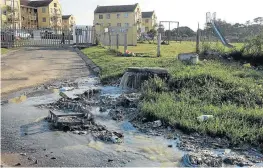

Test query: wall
[21,6,37,28]
[48,0,62,28]
[94,5,141,46]
[96,25,137,46]
[37,0,62,28]
[37,6,50,28]
[3,0,21,28]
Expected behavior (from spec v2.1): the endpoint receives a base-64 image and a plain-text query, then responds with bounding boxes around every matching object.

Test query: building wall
[62,15,75,30]
[142,12,157,32]
[21,6,38,28]
[37,6,50,28]
[37,0,62,29]
[93,4,141,46]
[49,0,62,29]
[1,0,21,28]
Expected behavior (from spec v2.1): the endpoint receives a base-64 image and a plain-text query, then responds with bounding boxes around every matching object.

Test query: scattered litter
[59,92,69,99]
[182,151,223,167]
[197,115,213,122]
[168,144,173,148]
[216,149,231,155]
[59,87,74,92]
[50,157,56,160]
[72,130,80,134]
[108,159,113,162]
[20,153,26,156]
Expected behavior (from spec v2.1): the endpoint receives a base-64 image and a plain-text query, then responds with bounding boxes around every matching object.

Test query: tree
[147,28,157,43]
[254,17,263,25]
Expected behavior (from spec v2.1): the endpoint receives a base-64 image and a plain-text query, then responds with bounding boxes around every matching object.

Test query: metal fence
[1,26,95,48]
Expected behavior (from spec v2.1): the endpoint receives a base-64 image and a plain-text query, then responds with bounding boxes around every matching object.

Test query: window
[106,14,110,19]
[42,17,46,22]
[108,23,111,27]
[117,13,120,18]
[124,23,129,27]
[99,14,103,19]
[54,3,57,7]
[117,23,121,27]
[42,7,46,13]
[145,19,149,23]
[124,13,128,18]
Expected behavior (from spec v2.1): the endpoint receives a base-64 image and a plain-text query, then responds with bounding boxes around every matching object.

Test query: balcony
[30,15,37,20]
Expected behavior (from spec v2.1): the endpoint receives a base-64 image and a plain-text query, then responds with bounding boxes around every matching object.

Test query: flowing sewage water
[2,75,262,167]
[1,76,184,167]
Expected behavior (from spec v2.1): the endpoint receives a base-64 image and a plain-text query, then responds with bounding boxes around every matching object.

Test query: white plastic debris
[197,115,213,122]
[60,87,74,92]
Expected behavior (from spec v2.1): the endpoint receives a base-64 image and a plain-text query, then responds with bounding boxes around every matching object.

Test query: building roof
[20,0,30,6]
[21,0,53,7]
[62,15,71,20]
[142,11,154,18]
[94,3,138,13]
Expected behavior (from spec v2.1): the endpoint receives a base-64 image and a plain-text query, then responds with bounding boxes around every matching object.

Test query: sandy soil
[1,47,90,98]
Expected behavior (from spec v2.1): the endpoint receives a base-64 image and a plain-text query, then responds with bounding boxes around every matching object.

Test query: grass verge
[1,48,9,55]
[82,44,263,145]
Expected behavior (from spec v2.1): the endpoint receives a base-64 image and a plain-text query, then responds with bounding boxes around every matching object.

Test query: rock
[152,120,162,128]
[108,159,113,162]
[72,130,80,134]
[120,67,170,89]
[79,131,87,135]
[50,157,56,160]
[14,163,21,166]
[20,153,26,156]
[168,145,173,148]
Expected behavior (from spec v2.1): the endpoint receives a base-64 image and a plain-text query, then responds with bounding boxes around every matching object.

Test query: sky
[60,0,263,30]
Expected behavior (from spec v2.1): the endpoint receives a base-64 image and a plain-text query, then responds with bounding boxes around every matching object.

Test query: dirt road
[1,47,90,98]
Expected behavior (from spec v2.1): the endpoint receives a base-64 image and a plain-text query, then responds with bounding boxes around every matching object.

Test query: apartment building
[20,0,62,29]
[0,0,21,28]
[94,3,142,45]
[142,11,157,32]
[62,14,75,31]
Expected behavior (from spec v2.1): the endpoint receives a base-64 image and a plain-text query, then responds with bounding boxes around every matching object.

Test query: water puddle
[2,75,262,167]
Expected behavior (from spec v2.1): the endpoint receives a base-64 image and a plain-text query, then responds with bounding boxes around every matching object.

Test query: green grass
[1,48,9,55]
[82,42,263,145]
[119,41,196,57]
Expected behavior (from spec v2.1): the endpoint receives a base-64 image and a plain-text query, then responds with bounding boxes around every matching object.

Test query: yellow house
[142,11,157,32]
[94,3,142,46]
[20,0,62,29]
[20,0,38,28]
[1,0,21,28]
[62,15,75,31]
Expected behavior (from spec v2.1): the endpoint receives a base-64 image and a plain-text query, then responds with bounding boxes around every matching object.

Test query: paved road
[1,47,90,98]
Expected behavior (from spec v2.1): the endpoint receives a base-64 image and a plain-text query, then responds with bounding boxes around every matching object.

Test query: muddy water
[1,76,184,167]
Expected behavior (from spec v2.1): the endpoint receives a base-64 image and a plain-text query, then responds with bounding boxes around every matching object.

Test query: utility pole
[196,22,200,54]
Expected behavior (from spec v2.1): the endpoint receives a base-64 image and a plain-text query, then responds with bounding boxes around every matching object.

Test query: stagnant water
[1,76,184,167]
[2,75,263,167]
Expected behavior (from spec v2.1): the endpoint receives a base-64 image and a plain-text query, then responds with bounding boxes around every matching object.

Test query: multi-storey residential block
[94,3,142,45]
[20,0,62,29]
[142,11,157,32]
[1,0,21,28]
[62,14,75,31]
